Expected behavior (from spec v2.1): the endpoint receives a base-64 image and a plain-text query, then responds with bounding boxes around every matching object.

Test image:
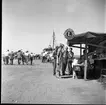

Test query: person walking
[67,47,74,75]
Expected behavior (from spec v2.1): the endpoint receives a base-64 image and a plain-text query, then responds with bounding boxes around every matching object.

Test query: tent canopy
[66,31,106,46]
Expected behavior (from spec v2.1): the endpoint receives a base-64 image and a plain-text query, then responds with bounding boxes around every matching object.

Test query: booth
[64,29,106,80]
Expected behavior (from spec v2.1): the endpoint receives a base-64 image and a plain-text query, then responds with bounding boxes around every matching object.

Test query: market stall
[64,29,106,80]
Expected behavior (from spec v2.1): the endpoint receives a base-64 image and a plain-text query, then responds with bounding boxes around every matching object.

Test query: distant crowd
[2,50,41,65]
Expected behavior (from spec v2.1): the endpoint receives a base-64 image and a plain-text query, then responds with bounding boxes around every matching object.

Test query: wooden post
[80,44,82,59]
[84,41,88,80]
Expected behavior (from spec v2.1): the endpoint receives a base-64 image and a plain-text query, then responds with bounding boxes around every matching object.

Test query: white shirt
[72,59,78,68]
[25,52,29,56]
[4,51,9,56]
[43,52,47,56]
[49,53,53,57]
[30,53,33,57]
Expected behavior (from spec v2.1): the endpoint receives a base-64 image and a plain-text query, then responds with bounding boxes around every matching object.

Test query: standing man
[52,46,58,76]
[56,44,64,76]
[3,54,6,65]
[29,52,34,65]
[9,51,14,65]
[4,50,10,65]
[25,51,29,65]
[21,52,26,65]
[67,47,74,75]
[17,50,22,65]
[61,46,68,75]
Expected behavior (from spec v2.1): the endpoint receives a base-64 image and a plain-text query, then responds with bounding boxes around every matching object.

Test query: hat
[60,43,64,47]
[68,47,72,50]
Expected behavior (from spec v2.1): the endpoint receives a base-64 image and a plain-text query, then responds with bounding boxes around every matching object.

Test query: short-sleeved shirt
[68,51,74,60]
[17,52,22,58]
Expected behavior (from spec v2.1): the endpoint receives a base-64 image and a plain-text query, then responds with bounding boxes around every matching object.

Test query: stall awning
[67,31,106,46]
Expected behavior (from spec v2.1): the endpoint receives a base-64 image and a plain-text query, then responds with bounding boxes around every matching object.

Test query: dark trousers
[18,58,21,65]
[25,56,29,64]
[68,59,73,75]
[30,57,33,65]
[42,56,46,62]
[22,58,25,65]
[42,56,45,62]
[3,57,5,64]
[62,58,67,75]
[5,56,9,65]
[10,59,14,65]
[52,59,56,75]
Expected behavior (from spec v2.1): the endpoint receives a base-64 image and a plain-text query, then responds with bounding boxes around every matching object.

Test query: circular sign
[64,28,75,40]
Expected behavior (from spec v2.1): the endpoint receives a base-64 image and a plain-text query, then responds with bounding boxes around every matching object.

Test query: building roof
[66,31,106,46]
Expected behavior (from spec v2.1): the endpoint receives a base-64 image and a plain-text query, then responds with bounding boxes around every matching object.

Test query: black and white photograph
[2,0,106,104]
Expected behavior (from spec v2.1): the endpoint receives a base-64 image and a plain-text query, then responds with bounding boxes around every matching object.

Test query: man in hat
[52,46,59,76]
[61,46,68,75]
[67,47,74,75]
[56,43,64,76]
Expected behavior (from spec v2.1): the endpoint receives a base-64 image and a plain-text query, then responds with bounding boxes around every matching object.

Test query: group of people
[52,43,95,79]
[52,43,89,79]
[41,50,53,63]
[52,43,74,77]
[2,50,36,65]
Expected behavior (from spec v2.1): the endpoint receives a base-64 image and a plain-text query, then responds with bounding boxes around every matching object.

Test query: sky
[105,0,106,33]
[2,0,106,55]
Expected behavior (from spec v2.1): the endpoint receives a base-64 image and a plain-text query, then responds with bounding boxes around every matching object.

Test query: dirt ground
[1,60,106,104]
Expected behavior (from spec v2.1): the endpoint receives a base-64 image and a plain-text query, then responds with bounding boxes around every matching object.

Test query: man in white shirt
[4,50,10,65]
[29,52,34,65]
[25,51,29,64]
